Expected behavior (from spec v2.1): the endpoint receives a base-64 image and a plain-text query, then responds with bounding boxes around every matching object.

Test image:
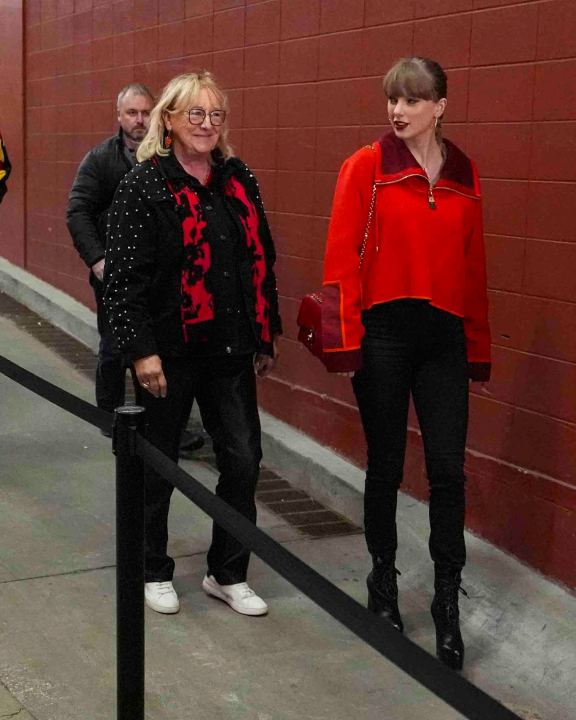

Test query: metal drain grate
[0,291,99,379]
[0,291,137,402]
[194,450,363,538]
[0,291,363,539]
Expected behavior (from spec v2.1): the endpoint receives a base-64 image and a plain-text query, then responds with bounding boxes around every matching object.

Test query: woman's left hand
[133,354,167,398]
[254,336,280,377]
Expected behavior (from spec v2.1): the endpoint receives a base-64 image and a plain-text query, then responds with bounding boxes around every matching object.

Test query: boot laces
[374,566,401,597]
[439,582,467,621]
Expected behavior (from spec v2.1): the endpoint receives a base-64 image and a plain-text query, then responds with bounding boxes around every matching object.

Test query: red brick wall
[13,0,576,586]
[0,2,25,266]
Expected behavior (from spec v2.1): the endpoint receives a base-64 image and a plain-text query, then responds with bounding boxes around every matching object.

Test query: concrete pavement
[0,303,575,719]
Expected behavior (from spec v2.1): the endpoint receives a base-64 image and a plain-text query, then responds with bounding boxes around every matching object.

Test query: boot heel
[367,594,381,614]
[431,566,466,671]
[437,644,464,671]
[367,565,404,633]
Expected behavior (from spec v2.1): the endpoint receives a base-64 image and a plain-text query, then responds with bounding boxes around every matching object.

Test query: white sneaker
[144,581,180,614]
[202,575,268,616]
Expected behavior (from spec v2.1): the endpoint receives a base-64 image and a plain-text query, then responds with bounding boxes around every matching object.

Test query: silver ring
[142,382,150,388]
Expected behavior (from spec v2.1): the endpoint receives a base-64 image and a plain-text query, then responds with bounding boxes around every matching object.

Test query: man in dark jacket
[67,83,155,425]
[67,83,205,451]
[0,132,11,204]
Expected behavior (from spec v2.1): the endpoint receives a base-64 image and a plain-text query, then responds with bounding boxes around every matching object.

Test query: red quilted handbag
[297,177,377,373]
[296,286,359,373]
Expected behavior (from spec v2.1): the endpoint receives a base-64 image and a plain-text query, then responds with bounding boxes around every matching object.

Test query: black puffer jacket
[66,130,133,269]
[103,152,282,363]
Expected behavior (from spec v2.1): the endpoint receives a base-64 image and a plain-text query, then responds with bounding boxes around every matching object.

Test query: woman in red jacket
[323,57,491,670]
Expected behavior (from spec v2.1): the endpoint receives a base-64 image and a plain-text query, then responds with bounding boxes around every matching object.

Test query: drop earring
[164,129,173,149]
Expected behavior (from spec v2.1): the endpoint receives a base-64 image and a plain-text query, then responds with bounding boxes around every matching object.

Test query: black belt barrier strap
[0,354,111,433]
[0,353,523,720]
[137,436,522,720]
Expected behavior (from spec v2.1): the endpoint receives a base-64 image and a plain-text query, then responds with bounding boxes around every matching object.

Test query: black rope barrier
[0,354,111,433]
[0,353,523,720]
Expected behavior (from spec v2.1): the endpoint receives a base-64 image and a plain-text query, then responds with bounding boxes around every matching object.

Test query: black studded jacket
[103,151,282,365]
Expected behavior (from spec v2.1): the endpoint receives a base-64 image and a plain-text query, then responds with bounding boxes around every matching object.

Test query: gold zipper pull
[428,185,436,210]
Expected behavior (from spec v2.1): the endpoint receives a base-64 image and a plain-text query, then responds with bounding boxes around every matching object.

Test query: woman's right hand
[133,354,167,398]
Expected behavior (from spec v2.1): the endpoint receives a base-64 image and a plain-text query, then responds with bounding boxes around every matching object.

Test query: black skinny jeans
[352,300,469,571]
[139,354,262,585]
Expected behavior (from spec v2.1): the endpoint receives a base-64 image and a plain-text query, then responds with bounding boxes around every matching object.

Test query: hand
[133,354,167,398]
[91,259,105,281]
[254,336,280,378]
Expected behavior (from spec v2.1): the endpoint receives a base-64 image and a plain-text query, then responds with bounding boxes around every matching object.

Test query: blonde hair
[136,72,233,163]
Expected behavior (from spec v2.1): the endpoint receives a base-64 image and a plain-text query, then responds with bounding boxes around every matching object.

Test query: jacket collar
[155,151,192,186]
[375,132,480,198]
[153,150,232,192]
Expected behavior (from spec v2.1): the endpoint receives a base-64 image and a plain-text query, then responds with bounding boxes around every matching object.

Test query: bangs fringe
[168,79,227,114]
[383,60,437,101]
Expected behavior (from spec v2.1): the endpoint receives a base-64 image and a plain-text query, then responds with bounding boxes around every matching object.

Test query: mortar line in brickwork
[262,372,360,411]
[465,443,576,488]
[515,292,576,307]
[489,343,576,369]
[489,281,574,294]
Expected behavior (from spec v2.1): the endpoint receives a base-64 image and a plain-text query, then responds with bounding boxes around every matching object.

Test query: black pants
[352,301,469,570]
[139,354,262,584]
[92,278,126,412]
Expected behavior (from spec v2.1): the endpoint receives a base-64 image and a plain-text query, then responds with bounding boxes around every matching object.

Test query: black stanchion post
[114,405,146,720]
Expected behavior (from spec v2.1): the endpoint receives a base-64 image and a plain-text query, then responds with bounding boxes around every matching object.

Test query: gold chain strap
[359,181,377,269]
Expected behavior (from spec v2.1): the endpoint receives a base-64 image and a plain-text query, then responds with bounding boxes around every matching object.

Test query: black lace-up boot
[366,559,404,633]
[431,565,466,670]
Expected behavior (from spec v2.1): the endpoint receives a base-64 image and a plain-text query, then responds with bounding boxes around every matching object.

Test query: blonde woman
[104,72,281,616]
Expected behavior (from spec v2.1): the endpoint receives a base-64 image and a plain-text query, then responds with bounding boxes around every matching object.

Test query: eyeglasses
[187,107,227,126]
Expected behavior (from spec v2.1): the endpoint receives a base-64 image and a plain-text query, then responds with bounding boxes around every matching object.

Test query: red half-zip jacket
[322,132,491,381]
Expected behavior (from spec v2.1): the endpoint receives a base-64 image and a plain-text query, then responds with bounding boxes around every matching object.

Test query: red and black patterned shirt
[104,151,281,364]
